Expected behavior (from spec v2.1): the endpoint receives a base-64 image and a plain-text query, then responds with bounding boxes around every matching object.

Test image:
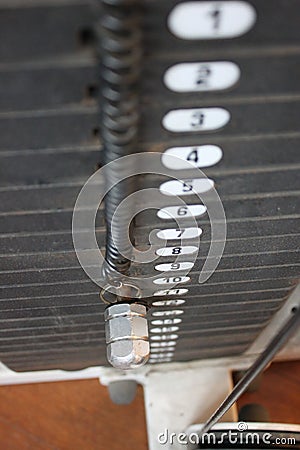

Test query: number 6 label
[157,205,207,220]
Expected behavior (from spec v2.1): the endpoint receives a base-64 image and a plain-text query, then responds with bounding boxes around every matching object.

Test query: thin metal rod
[99,0,142,277]
[199,305,300,437]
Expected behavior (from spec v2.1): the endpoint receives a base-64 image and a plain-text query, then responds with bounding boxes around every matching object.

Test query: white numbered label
[151,326,179,333]
[157,205,207,220]
[162,145,223,169]
[155,262,194,272]
[164,62,240,92]
[149,360,172,364]
[151,341,177,347]
[156,246,198,256]
[154,288,189,296]
[151,334,179,341]
[152,310,184,317]
[150,352,174,358]
[151,318,182,325]
[151,347,176,353]
[168,1,256,40]
[153,276,190,285]
[162,108,230,132]
[149,358,172,363]
[152,299,186,306]
[157,227,202,240]
[160,178,214,196]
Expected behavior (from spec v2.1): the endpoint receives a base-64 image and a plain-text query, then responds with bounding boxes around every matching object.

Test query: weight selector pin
[105,303,150,370]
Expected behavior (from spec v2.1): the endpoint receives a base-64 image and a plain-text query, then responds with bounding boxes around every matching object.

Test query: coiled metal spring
[98,0,142,281]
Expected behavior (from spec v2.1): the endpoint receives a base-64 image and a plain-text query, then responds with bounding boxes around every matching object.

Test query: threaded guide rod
[98,0,142,279]
[98,0,149,369]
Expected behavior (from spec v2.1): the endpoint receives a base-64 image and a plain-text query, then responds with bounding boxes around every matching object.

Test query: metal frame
[0,285,298,450]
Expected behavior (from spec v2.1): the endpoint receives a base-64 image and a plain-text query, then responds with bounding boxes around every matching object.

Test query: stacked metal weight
[0,0,299,371]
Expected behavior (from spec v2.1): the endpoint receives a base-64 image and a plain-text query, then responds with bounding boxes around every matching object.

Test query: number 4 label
[162,145,223,169]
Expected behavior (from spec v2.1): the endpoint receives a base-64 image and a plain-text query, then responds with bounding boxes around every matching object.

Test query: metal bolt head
[105,303,149,370]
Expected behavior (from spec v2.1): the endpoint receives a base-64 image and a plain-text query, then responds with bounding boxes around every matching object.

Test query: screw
[104,303,149,369]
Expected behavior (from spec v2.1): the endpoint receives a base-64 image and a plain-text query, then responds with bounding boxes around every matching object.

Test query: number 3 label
[162,108,230,133]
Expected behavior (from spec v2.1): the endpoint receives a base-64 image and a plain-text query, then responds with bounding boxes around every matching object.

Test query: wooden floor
[0,360,298,450]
